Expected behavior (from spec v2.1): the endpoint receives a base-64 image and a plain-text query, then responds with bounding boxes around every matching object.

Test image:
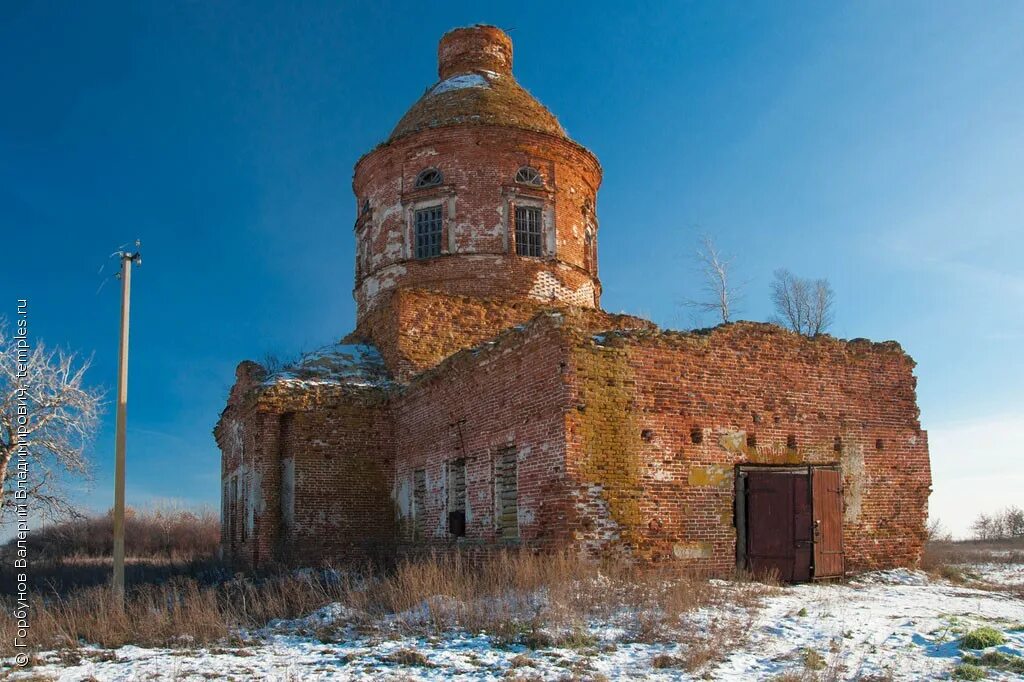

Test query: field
[2,539,1022,681]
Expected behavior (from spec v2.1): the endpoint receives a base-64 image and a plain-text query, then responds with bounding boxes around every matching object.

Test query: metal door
[745,471,812,582]
[811,467,845,579]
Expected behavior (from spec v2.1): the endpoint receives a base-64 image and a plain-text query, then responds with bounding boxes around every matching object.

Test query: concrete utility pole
[112,244,141,603]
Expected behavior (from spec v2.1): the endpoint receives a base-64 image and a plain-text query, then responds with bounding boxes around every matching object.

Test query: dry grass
[921,537,1024,571]
[1,507,220,563]
[0,550,775,659]
[921,537,1024,598]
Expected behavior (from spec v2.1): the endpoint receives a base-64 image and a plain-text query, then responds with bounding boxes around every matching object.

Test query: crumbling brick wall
[389,316,576,552]
[216,362,396,567]
[563,322,931,573]
[347,288,548,381]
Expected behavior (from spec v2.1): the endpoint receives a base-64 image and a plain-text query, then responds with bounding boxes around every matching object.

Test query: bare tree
[926,517,952,543]
[770,269,835,336]
[1004,506,1024,538]
[0,320,102,520]
[683,235,742,324]
[970,512,994,541]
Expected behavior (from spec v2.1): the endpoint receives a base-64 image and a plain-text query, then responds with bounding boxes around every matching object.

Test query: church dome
[388,25,565,141]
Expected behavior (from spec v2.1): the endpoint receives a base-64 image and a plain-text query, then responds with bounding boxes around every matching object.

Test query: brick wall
[277,391,395,565]
[218,316,930,575]
[563,322,931,573]
[216,362,396,567]
[389,316,576,552]
[352,125,602,319]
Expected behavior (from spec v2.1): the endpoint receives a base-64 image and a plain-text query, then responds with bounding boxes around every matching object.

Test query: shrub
[961,627,1006,650]
[952,662,987,680]
[382,648,433,667]
[801,647,826,671]
[651,654,684,669]
[964,651,1024,674]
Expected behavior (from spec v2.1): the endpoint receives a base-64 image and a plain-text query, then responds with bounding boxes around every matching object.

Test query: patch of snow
[262,343,392,389]
[9,571,1024,681]
[431,73,489,95]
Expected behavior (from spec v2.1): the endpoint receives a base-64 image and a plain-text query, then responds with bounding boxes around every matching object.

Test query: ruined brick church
[216,26,931,580]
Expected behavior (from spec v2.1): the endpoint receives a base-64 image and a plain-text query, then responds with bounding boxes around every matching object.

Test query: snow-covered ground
[7,566,1023,681]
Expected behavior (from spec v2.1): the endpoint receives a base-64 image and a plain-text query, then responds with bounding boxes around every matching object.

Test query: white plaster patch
[393,476,412,518]
[841,445,865,523]
[528,270,596,307]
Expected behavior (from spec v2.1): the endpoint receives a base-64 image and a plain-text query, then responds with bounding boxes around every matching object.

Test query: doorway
[735,465,845,582]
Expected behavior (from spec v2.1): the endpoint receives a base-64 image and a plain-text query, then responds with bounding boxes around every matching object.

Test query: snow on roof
[262,343,391,390]
[430,72,490,95]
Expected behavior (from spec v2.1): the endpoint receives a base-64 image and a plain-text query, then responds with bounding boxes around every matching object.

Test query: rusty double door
[736,466,845,582]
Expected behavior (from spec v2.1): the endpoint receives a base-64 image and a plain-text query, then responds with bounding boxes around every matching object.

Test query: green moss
[572,343,646,546]
[964,651,1024,674]
[961,627,1006,650]
[952,663,987,680]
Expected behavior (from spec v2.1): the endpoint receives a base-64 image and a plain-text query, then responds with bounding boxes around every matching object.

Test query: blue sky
[1,2,1021,538]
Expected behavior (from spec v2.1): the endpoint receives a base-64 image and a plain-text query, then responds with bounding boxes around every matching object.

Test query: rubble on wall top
[586,320,909,356]
[262,343,393,390]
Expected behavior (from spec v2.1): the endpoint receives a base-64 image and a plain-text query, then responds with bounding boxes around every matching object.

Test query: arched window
[415,168,443,188]
[515,166,543,187]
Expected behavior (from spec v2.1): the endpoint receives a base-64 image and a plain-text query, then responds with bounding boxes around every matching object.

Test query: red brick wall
[352,125,602,319]
[278,392,395,565]
[216,363,396,567]
[563,322,931,573]
[389,316,576,551]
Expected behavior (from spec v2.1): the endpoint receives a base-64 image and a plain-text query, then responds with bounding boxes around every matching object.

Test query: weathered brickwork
[215,361,395,567]
[353,98,602,319]
[215,25,931,577]
[562,322,931,573]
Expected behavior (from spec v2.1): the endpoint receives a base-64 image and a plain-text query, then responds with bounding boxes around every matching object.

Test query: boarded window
[495,447,518,539]
[515,206,543,257]
[412,469,426,540]
[415,206,443,259]
[448,459,466,537]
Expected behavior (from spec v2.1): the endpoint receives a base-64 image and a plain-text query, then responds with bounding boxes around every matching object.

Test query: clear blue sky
[1,2,1021,537]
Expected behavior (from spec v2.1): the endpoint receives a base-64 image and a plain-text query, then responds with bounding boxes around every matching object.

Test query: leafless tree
[926,517,952,543]
[1005,506,1024,538]
[971,513,995,541]
[770,269,835,336]
[683,235,742,324]
[0,320,102,520]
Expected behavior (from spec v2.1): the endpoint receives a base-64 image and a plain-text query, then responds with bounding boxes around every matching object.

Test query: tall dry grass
[1,551,774,659]
[2,506,220,562]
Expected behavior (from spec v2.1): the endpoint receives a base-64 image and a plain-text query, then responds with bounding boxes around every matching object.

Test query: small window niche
[447,458,467,537]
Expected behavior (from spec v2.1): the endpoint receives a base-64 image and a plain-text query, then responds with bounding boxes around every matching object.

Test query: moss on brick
[570,339,646,548]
